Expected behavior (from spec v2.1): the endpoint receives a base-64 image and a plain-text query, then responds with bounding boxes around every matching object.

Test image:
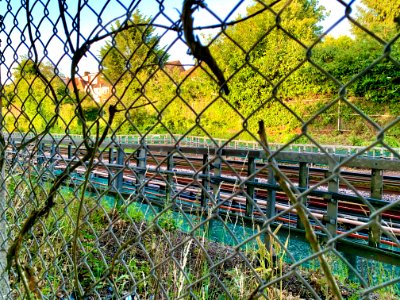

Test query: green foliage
[5,5,400,147]
[82,102,101,122]
[99,11,169,85]
[352,0,400,41]
[210,0,326,113]
[96,10,172,134]
[158,210,179,232]
[13,55,58,80]
[311,36,400,104]
[6,56,67,133]
[126,202,145,222]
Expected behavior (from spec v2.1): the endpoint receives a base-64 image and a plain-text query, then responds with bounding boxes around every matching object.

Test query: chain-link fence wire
[0,0,399,299]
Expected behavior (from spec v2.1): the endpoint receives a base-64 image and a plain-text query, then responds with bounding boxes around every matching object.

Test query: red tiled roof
[165,60,185,73]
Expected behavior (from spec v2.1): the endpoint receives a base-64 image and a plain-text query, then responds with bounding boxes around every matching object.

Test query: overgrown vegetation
[7,177,399,299]
[3,1,400,298]
[4,1,400,146]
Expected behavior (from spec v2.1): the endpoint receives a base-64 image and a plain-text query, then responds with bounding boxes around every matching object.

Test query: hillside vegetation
[4,0,400,147]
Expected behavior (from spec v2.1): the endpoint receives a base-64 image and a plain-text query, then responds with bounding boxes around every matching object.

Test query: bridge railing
[8,132,400,160]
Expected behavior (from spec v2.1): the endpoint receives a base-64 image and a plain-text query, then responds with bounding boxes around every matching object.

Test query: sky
[0,0,357,82]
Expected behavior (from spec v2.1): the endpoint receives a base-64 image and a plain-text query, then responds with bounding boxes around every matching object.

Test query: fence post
[264,164,276,261]
[108,147,114,164]
[325,161,339,238]
[369,169,383,247]
[136,147,147,198]
[50,142,56,156]
[297,162,309,229]
[67,143,72,159]
[211,155,222,210]
[108,147,115,189]
[50,142,56,173]
[37,143,44,168]
[246,157,256,216]
[116,146,124,192]
[55,142,59,157]
[0,85,10,297]
[266,165,276,219]
[200,154,210,208]
[166,152,174,204]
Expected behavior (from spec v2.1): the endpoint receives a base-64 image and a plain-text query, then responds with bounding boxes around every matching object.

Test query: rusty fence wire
[0,0,399,299]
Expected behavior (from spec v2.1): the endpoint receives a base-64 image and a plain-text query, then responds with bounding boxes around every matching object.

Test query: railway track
[44,145,400,197]
[62,165,400,249]
[43,153,400,247]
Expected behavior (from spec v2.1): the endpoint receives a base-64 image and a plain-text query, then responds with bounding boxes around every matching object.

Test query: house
[66,71,111,103]
[66,61,185,102]
[164,60,185,73]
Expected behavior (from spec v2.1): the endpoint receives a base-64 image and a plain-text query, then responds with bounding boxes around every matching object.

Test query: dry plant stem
[5,152,91,272]
[257,120,342,300]
[72,122,101,297]
[17,263,32,300]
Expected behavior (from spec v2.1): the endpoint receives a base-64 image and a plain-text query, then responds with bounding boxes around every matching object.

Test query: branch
[182,0,229,95]
[58,0,75,53]
[72,121,101,297]
[192,0,282,31]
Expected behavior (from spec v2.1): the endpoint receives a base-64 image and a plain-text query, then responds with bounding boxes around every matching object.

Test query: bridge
[8,134,400,269]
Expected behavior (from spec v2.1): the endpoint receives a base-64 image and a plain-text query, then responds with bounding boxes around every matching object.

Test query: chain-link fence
[0,0,400,299]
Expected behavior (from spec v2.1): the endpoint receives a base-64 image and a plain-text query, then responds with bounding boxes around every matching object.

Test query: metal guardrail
[8,133,400,160]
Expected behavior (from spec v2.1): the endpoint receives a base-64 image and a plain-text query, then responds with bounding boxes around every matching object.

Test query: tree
[310,36,400,103]
[314,1,400,103]
[98,11,170,133]
[211,0,325,101]
[200,0,326,139]
[7,57,67,132]
[353,0,400,41]
[99,11,169,85]
[13,56,64,82]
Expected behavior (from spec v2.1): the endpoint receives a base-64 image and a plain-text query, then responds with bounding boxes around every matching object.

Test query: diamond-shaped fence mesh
[0,0,399,299]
